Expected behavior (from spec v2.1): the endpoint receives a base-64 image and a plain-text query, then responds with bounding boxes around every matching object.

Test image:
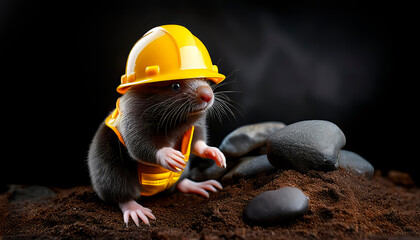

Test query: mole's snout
[197,85,213,103]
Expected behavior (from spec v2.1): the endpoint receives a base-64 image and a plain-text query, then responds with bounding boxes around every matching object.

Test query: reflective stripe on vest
[137,126,194,196]
[105,102,194,196]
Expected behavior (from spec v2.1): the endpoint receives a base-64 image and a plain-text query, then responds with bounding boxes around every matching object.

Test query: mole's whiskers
[155,94,192,135]
[209,80,244,124]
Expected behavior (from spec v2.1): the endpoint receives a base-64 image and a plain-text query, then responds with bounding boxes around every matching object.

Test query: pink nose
[197,85,213,103]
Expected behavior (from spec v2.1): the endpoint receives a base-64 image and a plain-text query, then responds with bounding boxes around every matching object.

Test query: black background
[1,0,417,187]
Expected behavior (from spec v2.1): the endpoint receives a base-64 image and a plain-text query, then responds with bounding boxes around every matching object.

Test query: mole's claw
[136,209,150,225]
[123,211,130,227]
[130,211,140,227]
[119,200,154,226]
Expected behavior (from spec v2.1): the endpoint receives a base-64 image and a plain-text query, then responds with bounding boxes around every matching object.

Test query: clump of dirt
[1,169,419,239]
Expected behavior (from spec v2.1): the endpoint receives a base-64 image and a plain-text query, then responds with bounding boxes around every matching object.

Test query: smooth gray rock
[219,122,286,158]
[338,150,374,179]
[245,187,309,225]
[221,155,277,183]
[267,120,346,172]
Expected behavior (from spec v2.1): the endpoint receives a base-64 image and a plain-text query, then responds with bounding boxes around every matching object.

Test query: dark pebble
[245,187,309,225]
[8,185,57,202]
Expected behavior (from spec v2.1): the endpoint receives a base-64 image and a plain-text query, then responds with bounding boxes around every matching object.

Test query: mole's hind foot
[119,200,156,227]
[176,178,223,198]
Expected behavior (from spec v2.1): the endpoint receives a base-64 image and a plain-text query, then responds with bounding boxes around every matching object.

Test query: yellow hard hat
[116,25,226,94]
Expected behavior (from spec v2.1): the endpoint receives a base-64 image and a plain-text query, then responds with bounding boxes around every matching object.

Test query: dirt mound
[1,169,419,239]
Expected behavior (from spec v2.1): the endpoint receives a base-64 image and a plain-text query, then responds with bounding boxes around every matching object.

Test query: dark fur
[88,79,212,204]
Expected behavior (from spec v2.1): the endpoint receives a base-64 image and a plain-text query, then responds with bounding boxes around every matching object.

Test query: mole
[87,25,228,226]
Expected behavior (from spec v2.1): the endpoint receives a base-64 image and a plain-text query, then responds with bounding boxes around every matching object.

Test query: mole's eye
[171,83,181,91]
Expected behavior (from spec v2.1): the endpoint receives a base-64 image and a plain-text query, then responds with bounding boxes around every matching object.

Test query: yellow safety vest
[105,98,194,196]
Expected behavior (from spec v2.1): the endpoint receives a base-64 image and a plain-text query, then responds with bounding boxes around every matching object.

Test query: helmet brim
[116,69,225,94]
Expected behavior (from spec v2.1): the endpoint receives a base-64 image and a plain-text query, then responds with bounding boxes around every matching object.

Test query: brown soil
[1,169,419,239]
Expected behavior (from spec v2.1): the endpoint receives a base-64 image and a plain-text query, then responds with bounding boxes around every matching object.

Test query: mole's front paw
[156,147,187,172]
[202,147,227,168]
[119,200,156,227]
[176,178,223,198]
